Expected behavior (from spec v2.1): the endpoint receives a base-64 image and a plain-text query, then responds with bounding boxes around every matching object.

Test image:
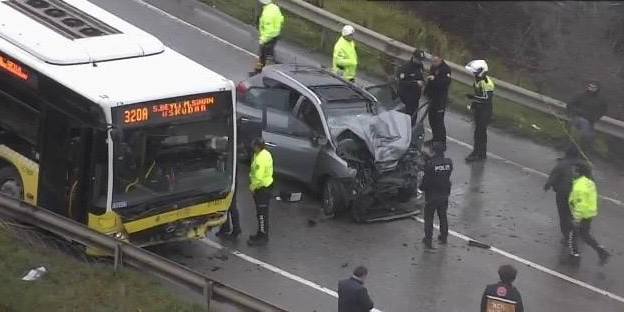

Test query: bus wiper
[129,189,229,219]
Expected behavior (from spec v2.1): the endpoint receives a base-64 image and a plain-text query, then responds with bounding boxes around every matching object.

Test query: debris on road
[278,191,302,202]
[307,219,317,227]
[468,240,491,249]
[341,262,349,268]
[21,266,47,281]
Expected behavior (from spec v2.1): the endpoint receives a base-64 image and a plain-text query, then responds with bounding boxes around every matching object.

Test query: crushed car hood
[328,110,412,163]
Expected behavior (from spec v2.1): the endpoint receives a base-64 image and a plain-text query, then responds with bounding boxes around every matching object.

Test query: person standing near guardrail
[247,137,274,246]
[333,25,358,82]
[464,59,495,163]
[253,0,284,75]
[397,48,426,125]
[423,55,451,151]
[566,81,607,152]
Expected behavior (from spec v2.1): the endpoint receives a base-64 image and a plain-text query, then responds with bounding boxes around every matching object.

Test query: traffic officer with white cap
[333,25,358,82]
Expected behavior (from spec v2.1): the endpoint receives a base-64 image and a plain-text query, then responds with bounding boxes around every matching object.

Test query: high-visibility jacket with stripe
[569,175,598,221]
[249,148,274,192]
[473,76,495,104]
[258,3,284,45]
[332,36,358,80]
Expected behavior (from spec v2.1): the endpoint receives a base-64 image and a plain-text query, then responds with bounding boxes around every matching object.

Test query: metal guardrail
[277,0,624,140]
[0,194,288,312]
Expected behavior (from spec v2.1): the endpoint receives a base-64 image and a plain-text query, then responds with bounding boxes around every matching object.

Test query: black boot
[465,152,486,163]
[422,237,435,250]
[247,214,268,246]
[438,235,447,245]
[598,247,611,266]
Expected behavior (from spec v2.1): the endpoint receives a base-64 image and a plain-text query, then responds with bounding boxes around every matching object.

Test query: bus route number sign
[0,51,38,88]
[120,95,215,126]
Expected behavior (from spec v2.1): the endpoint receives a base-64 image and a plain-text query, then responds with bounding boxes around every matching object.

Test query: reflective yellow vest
[332,36,358,80]
[474,76,495,103]
[569,176,598,221]
[250,148,274,192]
[258,3,284,45]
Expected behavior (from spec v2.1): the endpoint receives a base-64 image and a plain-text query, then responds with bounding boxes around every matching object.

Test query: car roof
[266,64,371,104]
[268,64,349,88]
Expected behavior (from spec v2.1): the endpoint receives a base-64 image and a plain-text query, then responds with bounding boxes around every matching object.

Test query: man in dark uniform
[397,49,426,124]
[480,264,524,312]
[423,55,452,150]
[543,145,588,244]
[465,59,495,162]
[215,167,241,239]
[420,141,453,250]
[338,266,374,312]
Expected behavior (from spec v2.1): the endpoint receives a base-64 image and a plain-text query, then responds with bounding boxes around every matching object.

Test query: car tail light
[236,81,247,98]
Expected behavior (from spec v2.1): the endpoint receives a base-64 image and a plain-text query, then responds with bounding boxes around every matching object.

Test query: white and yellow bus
[0,0,236,248]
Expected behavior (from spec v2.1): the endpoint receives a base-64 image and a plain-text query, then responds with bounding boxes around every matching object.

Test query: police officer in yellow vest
[464,60,495,162]
[247,137,274,246]
[333,25,358,82]
[568,163,610,265]
[254,0,284,74]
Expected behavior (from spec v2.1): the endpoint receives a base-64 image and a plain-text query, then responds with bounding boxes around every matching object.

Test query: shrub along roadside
[206,0,615,159]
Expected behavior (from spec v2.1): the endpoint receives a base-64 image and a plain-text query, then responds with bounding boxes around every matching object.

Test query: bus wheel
[0,166,23,200]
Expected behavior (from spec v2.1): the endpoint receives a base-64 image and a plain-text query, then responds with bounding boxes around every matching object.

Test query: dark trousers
[473,103,492,156]
[555,191,572,238]
[256,37,279,70]
[399,87,421,125]
[253,186,272,237]
[424,200,449,242]
[428,103,447,143]
[568,218,603,256]
[218,191,241,233]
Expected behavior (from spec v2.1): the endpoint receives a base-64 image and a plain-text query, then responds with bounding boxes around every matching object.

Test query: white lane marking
[134,0,624,208]
[130,0,257,57]
[202,239,384,312]
[413,216,624,304]
[126,0,624,304]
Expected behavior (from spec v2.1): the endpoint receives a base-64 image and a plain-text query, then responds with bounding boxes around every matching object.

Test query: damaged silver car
[236,65,426,222]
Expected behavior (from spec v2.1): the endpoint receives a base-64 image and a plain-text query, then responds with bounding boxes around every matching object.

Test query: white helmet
[342,25,355,37]
[465,60,488,77]
[259,0,271,4]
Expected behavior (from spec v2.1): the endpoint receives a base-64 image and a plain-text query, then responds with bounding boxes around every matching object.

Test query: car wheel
[0,166,23,200]
[322,178,342,218]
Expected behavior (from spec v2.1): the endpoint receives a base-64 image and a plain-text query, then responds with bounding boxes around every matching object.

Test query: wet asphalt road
[90,0,624,311]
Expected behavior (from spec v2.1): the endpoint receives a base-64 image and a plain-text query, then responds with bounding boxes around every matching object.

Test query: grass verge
[206,0,617,159]
[0,227,204,312]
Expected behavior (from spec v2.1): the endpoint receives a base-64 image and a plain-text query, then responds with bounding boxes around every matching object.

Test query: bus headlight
[113,231,128,241]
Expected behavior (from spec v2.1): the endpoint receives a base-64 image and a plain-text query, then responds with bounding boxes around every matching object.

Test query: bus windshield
[111,92,234,217]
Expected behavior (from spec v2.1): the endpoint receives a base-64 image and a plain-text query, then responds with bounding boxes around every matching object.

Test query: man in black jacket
[566,81,607,151]
[420,142,453,250]
[480,264,524,312]
[338,266,374,312]
[543,145,588,243]
[397,49,426,124]
[424,55,452,150]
